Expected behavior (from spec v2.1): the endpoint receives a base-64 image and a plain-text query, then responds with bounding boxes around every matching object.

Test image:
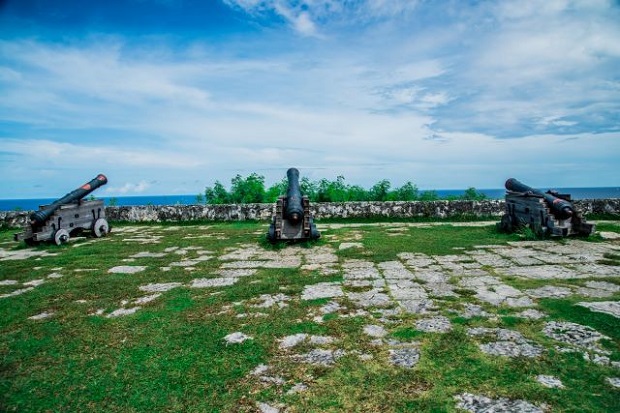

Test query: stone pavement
[2,222,619,412]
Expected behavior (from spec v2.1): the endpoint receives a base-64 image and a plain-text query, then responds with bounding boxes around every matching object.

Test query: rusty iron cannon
[499,178,595,237]
[15,174,110,245]
[267,168,320,242]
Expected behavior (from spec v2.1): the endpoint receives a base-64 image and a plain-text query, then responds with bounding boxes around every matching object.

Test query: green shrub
[203,173,488,204]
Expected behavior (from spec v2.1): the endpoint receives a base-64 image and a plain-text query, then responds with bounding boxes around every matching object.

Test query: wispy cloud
[105,180,151,194]
[0,39,211,124]
[222,0,422,36]
[1,139,203,169]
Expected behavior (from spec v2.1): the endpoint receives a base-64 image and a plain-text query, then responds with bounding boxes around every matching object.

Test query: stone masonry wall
[2,199,619,228]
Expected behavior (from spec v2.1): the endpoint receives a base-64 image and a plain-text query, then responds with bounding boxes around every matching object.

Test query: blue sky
[1,0,619,198]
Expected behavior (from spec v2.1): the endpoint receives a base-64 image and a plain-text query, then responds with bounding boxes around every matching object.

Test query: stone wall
[2,199,619,228]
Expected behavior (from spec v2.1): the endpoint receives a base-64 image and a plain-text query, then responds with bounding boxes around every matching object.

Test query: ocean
[1,187,619,212]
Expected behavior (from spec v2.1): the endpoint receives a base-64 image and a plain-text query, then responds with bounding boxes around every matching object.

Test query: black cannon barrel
[505,178,573,219]
[285,168,304,224]
[30,174,108,226]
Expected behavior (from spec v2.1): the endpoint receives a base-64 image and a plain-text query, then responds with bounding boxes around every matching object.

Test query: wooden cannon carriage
[14,174,110,245]
[499,178,595,237]
[267,168,320,242]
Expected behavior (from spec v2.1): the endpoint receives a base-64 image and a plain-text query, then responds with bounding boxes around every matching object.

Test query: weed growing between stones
[517,225,542,241]
[600,252,620,266]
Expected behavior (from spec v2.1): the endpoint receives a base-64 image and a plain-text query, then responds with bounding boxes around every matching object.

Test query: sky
[0,0,619,199]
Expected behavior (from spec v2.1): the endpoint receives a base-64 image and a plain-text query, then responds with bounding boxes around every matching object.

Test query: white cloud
[424,1,620,137]
[0,39,211,122]
[360,0,422,19]
[222,0,264,13]
[419,92,450,108]
[0,139,203,169]
[106,181,151,194]
[537,116,578,127]
[272,5,318,37]
[223,0,422,36]
[224,0,322,36]
[494,0,612,21]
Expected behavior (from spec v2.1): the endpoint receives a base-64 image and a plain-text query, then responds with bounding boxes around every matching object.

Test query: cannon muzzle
[267,167,320,242]
[30,174,108,226]
[285,168,304,224]
[505,178,573,219]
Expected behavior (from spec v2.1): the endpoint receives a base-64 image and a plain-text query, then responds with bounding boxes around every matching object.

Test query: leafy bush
[195,193,205,204]
[203,173,488,204]
[390,181,419,201]
[265,178,288,202]
[204,181,230,204]
[419,190,439,201]
[461,187,488,201]
[229,173,265,204]
[369,179,391,201]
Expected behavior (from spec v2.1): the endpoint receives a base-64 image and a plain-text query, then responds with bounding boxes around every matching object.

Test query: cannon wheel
[499,214,514,233]
[92,218,110,238]
[310,219,321,240]
[531,222,545,238]
[54,229,70,245]
[267,221,276,243]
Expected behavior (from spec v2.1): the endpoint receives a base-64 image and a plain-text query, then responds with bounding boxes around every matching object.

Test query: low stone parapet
[107,204,274,222]
[1,199,618,227]
[0,210,30,229]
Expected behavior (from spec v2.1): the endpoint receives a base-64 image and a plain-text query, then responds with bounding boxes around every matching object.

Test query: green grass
[332,224,525,262]
[539,298,620,343]
[600,253,620,266]
[1,220,619,412]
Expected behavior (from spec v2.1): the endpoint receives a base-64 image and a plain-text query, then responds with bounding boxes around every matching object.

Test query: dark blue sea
[1,187,618,212]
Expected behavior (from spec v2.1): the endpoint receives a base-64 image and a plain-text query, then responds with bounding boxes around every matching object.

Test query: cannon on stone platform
[267,168,320,242]
[499,178,595,237]
[14,174,111,245]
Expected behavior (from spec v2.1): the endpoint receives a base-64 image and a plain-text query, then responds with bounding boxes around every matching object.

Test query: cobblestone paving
[455,392,545,413]
[2,222,620,412]
[467,327,545,358]
[536,375,565,389]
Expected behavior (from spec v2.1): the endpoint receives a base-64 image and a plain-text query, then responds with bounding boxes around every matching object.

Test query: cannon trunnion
[14,174,110,246]
[268,168,320,243]
[499,178,595,237]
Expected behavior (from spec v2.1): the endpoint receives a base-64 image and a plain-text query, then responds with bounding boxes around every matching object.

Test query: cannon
[499,178,595,237]
[14,174,111,245]
[267,168,320,242]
